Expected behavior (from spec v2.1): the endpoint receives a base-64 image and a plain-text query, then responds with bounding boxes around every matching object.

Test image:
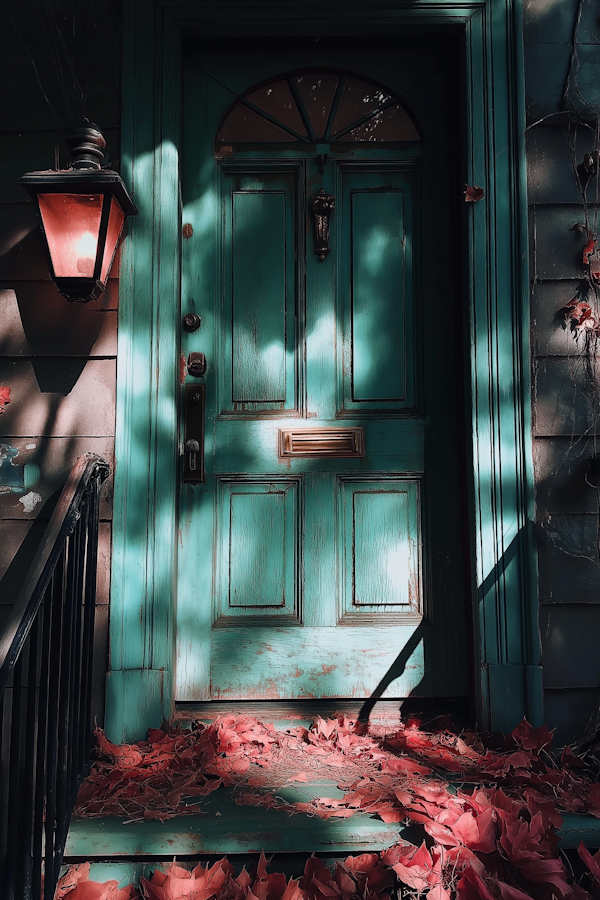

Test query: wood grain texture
[216,479,299,618]
[341,479,420,616]
[351,189,406,402]
[223,169,298,413]
[211,625,425,700]
[232,190,287,403]
[339,167,414,414]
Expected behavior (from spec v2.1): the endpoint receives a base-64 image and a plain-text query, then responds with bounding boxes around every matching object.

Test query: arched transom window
[216,70,420,144]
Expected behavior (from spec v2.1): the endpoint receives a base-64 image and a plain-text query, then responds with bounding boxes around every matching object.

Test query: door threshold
[174,697,470,730]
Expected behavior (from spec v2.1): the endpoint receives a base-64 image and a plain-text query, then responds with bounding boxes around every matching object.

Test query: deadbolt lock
[183,313,201,332]
[187,352,206,377]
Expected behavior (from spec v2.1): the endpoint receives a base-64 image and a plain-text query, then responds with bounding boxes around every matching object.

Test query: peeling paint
[25,443,37,450]
[0,443,24,490]
[19,491,42,513]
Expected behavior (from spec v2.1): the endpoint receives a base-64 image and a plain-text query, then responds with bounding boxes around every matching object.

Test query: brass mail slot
[278,427,365,459]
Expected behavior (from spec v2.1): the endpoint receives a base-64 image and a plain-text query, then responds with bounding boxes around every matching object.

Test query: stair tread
[66,782,412,857]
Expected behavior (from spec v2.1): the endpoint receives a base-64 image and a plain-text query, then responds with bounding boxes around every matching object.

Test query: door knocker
[311,188,335,260]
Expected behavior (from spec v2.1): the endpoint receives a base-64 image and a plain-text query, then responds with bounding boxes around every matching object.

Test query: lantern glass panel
[100,196,126,282]
[38,193,103,278]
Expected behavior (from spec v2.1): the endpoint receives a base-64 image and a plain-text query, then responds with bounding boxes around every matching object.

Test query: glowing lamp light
[20,122,137,303]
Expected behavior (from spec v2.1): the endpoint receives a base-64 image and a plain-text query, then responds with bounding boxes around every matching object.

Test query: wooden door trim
[107,0,540,742]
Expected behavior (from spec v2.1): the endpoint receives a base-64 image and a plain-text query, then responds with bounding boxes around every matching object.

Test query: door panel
[340,478,421,619]
[222,171,299,413]
[178,43,469,704]
[340,171,413,410]
[216,478,300,621]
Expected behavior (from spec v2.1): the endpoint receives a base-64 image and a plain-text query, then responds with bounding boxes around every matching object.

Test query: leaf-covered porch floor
[62,714,600,898]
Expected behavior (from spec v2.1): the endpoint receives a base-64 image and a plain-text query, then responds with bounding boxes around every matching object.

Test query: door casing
[107,0,540,743]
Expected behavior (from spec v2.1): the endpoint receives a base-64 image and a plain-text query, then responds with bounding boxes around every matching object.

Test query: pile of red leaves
[70,716,600,898]
[56,852,396,900]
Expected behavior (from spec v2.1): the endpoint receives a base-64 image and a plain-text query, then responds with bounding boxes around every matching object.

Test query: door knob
[183,384,205,484]
[185,439,200,472]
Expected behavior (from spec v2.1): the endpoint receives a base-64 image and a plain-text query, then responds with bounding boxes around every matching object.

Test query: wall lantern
[20,122,138,303]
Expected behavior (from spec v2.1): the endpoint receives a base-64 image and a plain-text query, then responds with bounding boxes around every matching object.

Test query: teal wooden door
[177,42,469,703]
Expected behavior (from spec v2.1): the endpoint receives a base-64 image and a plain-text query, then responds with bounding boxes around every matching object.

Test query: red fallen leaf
[456,864,494,900]
[499,811,549,865]
[56,864,138,899]
[579,842,600,883]
[310,877,339,898]
[524,790,563,829]
[143,809,176,821]
[141,859,233,900]
[343,853,379,874]
[56,863,92,896]
[381,756,431,776]
[519,858,571,896]
[464,185,484,203]
[236,868,252,891]
[455,737,480,759]
[584,238,596,265]
[331,866,355,900]
[452,808,497,854]
[511,719,553,752]
[500,750,535,772]
[560,746,587,768]
[281,879,305,900]
[587,783,600,817]
[494,881,532,900]
[423,820,460,848]
[428,887,451,900]
[386,841,444,892]
[344,858,393,896]
[312,717,338,740]
[376,807,404,824]
[0,386,10,412]
[95,729,143,769]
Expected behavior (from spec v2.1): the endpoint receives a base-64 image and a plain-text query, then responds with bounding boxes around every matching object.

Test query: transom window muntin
[216,69,421,144]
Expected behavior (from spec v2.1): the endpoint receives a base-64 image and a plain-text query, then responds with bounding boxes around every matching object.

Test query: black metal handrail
[0,453,110,900]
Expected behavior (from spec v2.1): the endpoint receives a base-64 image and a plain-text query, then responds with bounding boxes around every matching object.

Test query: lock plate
[184,383,206,483]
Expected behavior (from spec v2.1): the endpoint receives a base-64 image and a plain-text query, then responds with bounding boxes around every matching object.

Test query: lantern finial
[65,121,106,171]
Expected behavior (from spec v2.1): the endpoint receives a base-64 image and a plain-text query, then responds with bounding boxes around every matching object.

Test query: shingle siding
[525,0,600,745]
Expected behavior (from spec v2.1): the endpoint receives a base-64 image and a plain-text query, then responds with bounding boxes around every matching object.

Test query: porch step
[65,793,600,860]
[65,782,413,859]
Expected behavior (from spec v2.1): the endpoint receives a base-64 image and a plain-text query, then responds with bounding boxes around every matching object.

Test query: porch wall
[525,0,600,745]
[0,2,122,726]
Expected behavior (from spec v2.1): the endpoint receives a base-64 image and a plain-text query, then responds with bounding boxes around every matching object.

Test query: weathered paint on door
[177,41,469,703]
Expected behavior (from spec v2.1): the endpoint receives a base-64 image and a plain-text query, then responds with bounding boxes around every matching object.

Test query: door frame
[106,0,541,743]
